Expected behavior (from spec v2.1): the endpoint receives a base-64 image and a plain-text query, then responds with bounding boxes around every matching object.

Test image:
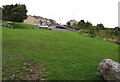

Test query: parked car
[55,25,67,29]
[39,27,52,30]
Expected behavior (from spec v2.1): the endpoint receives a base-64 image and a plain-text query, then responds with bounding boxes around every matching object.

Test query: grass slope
[11,22,39,29]
[0,21,38,29]
[2,26,118,80]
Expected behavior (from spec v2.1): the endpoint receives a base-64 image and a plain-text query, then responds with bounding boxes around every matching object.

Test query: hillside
[1,21,39,29]
[2,25,118,80]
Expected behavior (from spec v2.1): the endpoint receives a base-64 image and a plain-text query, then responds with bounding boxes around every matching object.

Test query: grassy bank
[1,21,39,29]
[2,25,118,80]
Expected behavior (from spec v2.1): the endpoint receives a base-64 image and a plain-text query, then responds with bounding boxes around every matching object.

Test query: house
[23,15,57,26]
[67,20,78,26]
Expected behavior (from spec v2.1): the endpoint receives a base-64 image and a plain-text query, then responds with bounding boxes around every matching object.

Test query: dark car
[39,27,52,30]
[55,25,67,29]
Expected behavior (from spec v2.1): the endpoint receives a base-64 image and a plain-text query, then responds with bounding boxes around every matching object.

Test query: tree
[78,20,86,29]
[84,21,92,29]
[2,4,27,22]
[114,27,120,36]
[96,23,105,30]
[88,26,96,37]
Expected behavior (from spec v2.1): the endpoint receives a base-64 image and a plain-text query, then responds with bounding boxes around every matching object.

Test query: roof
[68,20,78,23]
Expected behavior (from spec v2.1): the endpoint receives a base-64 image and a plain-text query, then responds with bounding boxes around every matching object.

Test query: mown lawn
[2,25,118,80]
[10,22,39,29]
[0,21,39,29]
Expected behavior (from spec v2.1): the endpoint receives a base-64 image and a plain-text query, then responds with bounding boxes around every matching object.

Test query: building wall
[24,15,35,25]
[67,20,78,26]
[24,15,57,26]
[70,21,78,25]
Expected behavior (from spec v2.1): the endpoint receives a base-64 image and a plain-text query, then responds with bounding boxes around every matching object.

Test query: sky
[0,0,119,28]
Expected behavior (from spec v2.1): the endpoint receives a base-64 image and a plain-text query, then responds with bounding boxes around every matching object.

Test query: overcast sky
[0,0,119,28]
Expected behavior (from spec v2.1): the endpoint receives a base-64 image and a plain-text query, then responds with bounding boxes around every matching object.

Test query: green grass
[10,22,39,29]
[2,25,119,80]
[1,21,39,29]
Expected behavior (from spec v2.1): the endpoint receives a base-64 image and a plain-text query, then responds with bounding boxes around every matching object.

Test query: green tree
[84,21,92,29]
[96,23,105,30]
[78,20,92,30]
[88,26,96,37]
[114,27,120,36]
[2,4,27,22]
[78,20,86,29]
